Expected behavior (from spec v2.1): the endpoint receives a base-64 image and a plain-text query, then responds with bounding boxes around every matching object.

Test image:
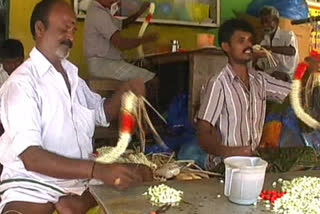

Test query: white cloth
[88,57,155,82]
[0,48,109,210]
[0,64,9,88]
[258,27,299,79]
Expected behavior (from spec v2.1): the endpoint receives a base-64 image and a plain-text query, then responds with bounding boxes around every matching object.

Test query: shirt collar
[264,26,280,41]
[225,63,257,81]
[273,27,281,40]
[29,47,78,78]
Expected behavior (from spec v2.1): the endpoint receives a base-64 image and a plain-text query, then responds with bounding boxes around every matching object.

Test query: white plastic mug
[224,156,268,205]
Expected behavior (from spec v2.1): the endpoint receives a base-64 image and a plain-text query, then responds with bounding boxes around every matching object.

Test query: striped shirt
[198,64,291,152]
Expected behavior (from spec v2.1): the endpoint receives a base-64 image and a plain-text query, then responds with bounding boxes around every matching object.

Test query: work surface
[89,171,319,214]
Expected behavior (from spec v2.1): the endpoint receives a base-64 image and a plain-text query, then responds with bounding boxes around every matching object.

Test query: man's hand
[138,2,151,15]
[93,163,153,190]
[226,146,254,157]
[104,78,145,121]
[127,78,146,97]
[253,49,267,59]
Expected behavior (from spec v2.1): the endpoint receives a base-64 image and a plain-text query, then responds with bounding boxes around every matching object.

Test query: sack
[167,93,195,135]
[163,93,196,152]
[247,0,309,20]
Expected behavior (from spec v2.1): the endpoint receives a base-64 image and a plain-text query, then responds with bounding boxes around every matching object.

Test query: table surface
[89,170,320,214]
[144,47,225,65]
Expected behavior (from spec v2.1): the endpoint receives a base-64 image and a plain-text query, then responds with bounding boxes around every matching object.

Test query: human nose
[66,28,76,42]
[246,40,253,47]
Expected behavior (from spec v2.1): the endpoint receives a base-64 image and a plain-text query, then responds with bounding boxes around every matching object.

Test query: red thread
[294,62,308,80]
[120,112,135,134]
[146,14,153,23]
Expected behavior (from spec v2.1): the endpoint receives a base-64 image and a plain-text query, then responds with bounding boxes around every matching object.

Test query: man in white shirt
[256,6,299,80]
[0,39,24,87]
[0,0,152,213]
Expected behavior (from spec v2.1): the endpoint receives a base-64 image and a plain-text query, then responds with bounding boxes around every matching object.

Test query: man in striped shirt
[178,19,291,171]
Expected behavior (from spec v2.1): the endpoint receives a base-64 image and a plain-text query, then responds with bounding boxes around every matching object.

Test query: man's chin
[56,50,70,60]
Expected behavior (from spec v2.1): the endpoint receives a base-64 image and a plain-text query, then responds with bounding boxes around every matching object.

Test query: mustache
[61,40,73,48]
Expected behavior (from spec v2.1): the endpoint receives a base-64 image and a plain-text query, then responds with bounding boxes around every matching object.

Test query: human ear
[221,42,230,53]
[34,20,46,38]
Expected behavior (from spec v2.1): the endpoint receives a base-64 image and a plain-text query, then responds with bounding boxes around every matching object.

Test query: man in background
[178,19,291,171]
[256,6,299,80]
[84,0,158,82]
[0,39,24,86]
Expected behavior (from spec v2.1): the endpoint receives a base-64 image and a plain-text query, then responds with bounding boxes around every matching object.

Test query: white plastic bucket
[224,156,268,205]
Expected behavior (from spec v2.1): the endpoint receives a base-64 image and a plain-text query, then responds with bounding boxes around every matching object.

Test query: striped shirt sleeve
[262,72,291,103]
[197,78,224,126]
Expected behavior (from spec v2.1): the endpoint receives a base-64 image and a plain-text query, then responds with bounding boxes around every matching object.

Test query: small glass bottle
[171,40,180,52]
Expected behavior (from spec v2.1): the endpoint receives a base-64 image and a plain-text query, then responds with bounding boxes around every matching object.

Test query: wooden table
[89,170,319,214]
[145,48,227,121]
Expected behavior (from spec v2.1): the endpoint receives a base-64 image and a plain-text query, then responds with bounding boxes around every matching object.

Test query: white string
[3,210,24,214]
[253,44,277,68]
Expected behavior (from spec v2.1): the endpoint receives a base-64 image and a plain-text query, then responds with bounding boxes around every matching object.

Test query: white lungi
[88,57,155,83]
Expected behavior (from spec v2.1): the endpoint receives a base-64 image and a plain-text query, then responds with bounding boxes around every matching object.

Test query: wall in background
[0,0,9,42]
[9,0,253,78]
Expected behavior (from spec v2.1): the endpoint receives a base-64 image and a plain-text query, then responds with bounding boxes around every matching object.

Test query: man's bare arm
[20,146,150,190]
[122,2,150,28]
[197,120,253,157]
[110,31,158,51]
[265,45,296,56]
[20,146,93,179]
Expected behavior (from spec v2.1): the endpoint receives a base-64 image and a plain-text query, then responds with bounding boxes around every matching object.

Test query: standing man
[178,19,291,171]
[84,0,158,82]
[0,0,152,213]
[256,6,299,80]
[0,39,24,87]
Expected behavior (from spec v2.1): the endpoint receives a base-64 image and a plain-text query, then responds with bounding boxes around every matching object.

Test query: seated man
[84,0,158,82]
[256,6,299,80]
[0,1,152,213]
[0,39,24,87]
[178,19,291,172]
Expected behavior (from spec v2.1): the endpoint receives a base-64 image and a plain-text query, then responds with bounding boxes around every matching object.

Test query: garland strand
[96,91,167,163]
[290,62,320,129]
[137,3,155,59]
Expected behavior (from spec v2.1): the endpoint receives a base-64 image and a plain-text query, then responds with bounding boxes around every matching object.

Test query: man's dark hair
[218,19,255,47]
[259,6,280,22]
[0,39,24,59]
[30,0,63,39]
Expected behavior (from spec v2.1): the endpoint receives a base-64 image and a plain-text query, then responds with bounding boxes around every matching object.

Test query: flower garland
[290,62,320,129]
[96,91,138,163]
[137,3,155,59]
[96,90,167,163]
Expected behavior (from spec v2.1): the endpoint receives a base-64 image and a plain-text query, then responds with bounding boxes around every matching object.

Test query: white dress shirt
[0,64,9,88]
[258,27,299,79]
[0,48,109,196]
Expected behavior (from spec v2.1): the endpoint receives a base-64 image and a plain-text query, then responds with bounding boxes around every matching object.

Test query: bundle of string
[253,44,277,68]
[94,92,221,180]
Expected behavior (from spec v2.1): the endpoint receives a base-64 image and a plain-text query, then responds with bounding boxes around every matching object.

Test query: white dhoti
[0,175,88,212]
[88,57,155,83]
